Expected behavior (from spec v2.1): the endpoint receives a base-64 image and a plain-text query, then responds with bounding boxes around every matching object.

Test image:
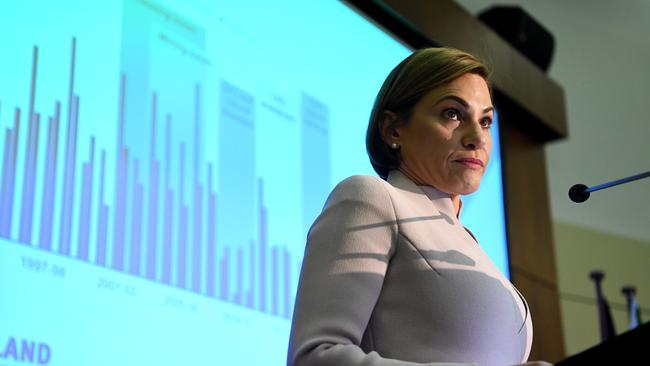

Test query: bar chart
[0,36,316,320]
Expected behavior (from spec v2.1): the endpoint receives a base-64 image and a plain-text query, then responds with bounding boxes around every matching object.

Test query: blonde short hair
[366,47,491,179]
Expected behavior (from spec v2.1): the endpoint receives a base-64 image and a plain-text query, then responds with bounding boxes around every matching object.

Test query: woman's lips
[454,157,484,168]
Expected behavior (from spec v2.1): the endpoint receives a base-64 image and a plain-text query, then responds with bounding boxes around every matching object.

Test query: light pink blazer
[288,170,532,366]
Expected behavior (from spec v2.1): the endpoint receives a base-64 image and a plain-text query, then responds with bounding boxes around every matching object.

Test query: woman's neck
[450,194,461,218]
[399,167,462,217]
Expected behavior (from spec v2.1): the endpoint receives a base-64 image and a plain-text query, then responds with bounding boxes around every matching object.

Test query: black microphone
[569,171,650,203]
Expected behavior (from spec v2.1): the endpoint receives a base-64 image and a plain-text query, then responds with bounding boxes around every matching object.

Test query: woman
[288,48,547,366]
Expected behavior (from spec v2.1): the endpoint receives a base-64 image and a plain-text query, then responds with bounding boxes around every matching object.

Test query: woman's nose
[461,122,486,150]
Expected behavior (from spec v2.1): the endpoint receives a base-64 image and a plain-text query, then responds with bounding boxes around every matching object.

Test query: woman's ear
[380,110,401,145]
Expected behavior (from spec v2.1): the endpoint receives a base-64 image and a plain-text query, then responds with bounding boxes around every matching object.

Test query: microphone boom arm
[569,171,650,203]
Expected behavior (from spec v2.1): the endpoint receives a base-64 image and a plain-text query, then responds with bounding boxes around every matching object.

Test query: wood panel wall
[499,96,566,362]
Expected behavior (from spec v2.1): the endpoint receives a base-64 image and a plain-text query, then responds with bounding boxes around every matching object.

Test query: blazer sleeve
[287,176,477,366]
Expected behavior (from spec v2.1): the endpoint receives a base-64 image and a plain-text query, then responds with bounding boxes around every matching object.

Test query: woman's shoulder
[329,174,392,199]
[334,175,390,192]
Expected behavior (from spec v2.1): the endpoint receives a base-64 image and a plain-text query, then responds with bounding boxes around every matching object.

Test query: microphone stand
[569,170,650,203]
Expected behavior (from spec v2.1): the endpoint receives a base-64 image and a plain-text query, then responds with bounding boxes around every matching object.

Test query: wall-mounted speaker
[478,6,555,72]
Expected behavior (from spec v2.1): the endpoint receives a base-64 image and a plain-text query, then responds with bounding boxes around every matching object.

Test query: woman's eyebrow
[436,95,494,113]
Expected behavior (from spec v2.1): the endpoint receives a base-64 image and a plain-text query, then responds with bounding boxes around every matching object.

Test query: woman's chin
[450,181,482,196]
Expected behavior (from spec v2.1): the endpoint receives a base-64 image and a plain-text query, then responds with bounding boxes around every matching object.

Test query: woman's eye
[443,108,460,120]
[480,117,493,128]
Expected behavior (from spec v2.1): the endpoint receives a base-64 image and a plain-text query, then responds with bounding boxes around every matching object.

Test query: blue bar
[59,95,80,255]
[130,160,143,275]
[39,103,61,250]
[96,151,108,266]
[77,137,95,260]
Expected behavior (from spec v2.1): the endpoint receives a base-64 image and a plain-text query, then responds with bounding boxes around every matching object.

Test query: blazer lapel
[386,170,458,225]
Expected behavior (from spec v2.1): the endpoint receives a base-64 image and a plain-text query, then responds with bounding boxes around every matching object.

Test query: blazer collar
[386,170,460,221]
